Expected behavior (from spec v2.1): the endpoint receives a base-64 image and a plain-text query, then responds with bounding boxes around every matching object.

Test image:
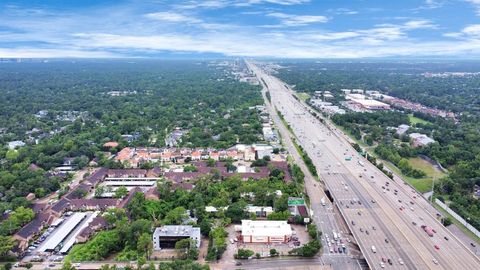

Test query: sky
[1,0,480,58]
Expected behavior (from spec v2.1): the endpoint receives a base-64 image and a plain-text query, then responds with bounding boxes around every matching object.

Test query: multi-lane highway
[259,78,363,270]
[247,60,480,270]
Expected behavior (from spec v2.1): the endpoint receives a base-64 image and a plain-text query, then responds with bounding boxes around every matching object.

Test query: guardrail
[435,198,480,238]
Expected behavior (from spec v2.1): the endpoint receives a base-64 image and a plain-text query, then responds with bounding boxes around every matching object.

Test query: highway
[247,60,480,270]
[259,80,363,270]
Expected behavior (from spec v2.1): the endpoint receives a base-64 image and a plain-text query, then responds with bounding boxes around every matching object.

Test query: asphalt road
[247,60,480,270]
[259,79,362,270]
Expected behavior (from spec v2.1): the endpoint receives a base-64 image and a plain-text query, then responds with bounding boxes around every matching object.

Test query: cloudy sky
[1,0,480,58]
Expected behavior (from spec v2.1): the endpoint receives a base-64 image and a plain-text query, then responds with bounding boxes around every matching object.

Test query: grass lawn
[297,92,310,102]
[408,114,431,125]
[433,202,480,245]
[408,157,446,179]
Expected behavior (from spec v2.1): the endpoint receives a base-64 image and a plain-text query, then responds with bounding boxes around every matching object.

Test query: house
[153,225,201,250]
[191,151,201,161]
[103,141,119,148]
[238,220,292,243]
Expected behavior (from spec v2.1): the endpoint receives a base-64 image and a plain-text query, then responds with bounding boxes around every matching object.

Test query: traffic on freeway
[247,60,480,270]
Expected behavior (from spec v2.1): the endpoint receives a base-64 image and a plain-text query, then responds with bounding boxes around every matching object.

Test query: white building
[7,140,25,150]
[239,220,292,243]
[245,205,273,218]
[153,225,201,250]
[409,133,435,148]
[396,124,410,135]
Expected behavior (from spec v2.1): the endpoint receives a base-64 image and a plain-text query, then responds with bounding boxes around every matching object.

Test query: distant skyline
[1,0,480,58]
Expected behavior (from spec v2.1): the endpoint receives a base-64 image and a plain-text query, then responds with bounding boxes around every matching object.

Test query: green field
[408,114,431,125]
[297,92,310,102]
[408,157,446,179]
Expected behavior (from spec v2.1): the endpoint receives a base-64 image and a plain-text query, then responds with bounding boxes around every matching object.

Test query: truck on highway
[371,246,377,253]
[345,156,352,161]
[333,232,338,240]
[321,197,326,206]
[421,225,435,237]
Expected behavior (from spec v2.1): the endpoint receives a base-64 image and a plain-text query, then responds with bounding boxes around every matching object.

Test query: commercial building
[239,220,292,243]
[349,98,391,110]
[152,225,201,250]
[409,133,435,148]
[396,124,410,135]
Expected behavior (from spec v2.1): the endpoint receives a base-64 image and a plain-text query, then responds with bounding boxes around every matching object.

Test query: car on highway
[444,236,449,241]
[365,230,369,235]
[387,259,392,265]
[352,220,355,226]
[381,257,387,263]
[433,259,439,265]
[412,221,417,225]
[385,238,389,243]
[398,258,404,265]
[434,245,440,250]
[371,199,376,203]
[380,262,385,268]
[360,228,364,232]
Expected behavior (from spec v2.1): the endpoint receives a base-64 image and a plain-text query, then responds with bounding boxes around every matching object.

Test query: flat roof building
[240,220,292,243]
[39,212,86,252]
[153,225,201,250]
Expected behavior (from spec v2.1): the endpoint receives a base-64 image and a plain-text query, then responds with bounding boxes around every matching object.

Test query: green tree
[0,236,15,257]
[163,207,187,225]
[115,186,129,199]
[137,232,153,259]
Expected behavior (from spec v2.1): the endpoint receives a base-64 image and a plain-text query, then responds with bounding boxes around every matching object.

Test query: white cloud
[267,12,328,26]
[465,0,480,15]
[1,2,480,59]
[462,24,480,36]
[145,12,201,23]
[0,47,121,58]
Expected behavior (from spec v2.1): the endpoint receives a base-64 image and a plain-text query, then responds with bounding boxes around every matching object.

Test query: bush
[234,249,254,259]
[289,240,321,257]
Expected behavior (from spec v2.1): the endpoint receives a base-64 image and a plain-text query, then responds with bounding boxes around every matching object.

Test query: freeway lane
[247,60,480,270]
[259,75,361,270]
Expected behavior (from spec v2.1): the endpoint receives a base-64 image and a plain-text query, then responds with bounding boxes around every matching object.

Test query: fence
[435,198,480,238]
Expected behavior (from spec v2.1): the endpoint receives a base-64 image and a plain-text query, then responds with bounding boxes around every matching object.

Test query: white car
[380,262,385,268]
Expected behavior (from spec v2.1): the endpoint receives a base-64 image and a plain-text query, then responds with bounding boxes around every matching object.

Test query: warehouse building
[239,220,292,243]
[152,225,201,250]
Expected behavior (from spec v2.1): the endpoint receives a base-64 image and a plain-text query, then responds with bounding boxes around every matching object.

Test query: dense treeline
[0,60,263,214]
[278,60,480,230]
[277,61,480,113]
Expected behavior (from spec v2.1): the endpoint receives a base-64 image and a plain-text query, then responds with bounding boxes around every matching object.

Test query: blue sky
[1,0,480,58]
